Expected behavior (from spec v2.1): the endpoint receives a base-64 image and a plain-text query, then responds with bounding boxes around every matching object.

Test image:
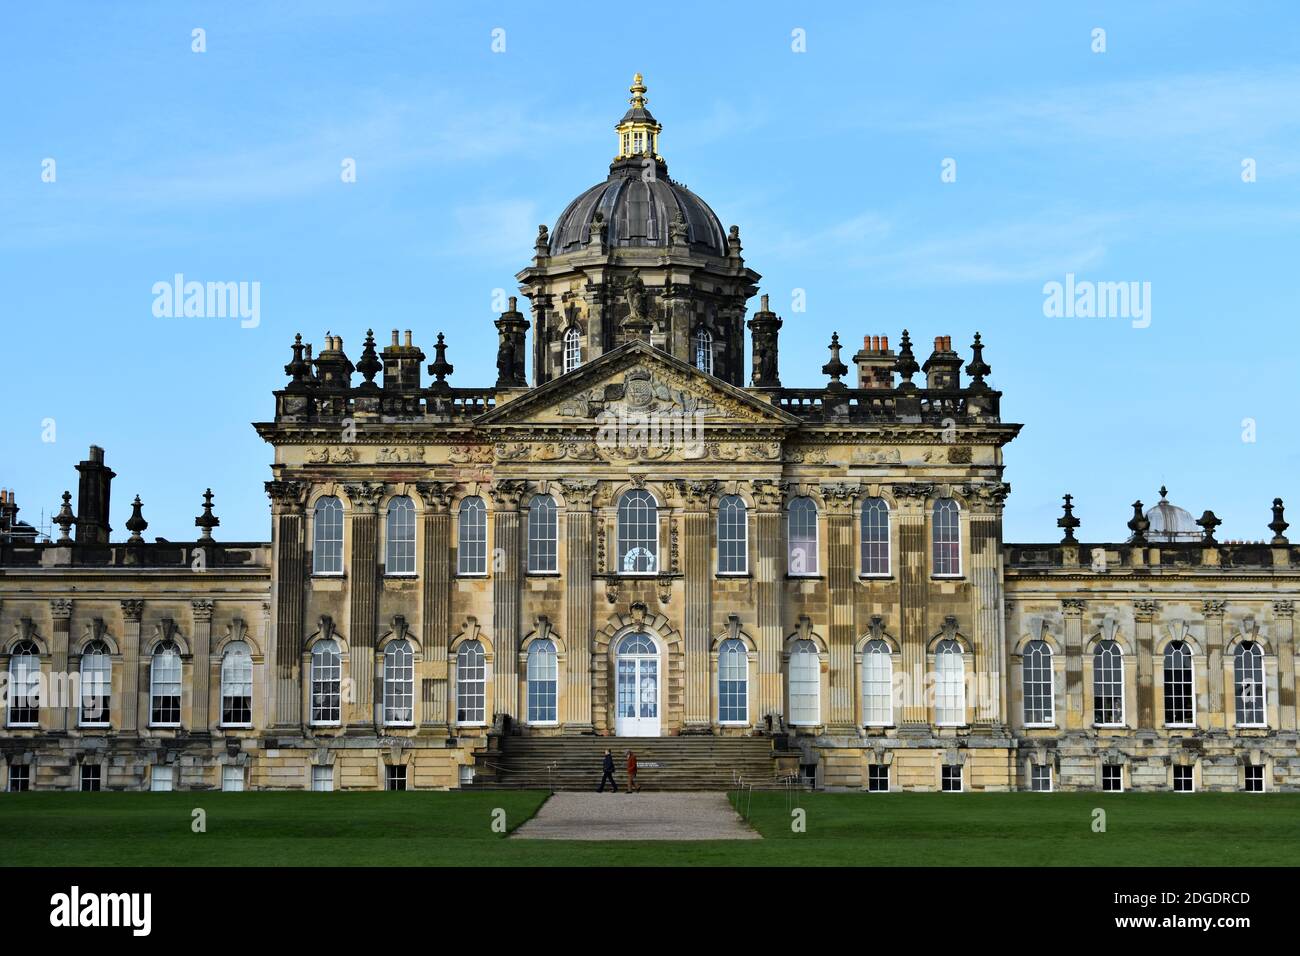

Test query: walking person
[626,749,639,793]
[597,748,618,793]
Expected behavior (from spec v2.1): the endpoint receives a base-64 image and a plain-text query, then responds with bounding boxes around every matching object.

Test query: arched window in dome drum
[563,326,582,373]
[694,327,713,374]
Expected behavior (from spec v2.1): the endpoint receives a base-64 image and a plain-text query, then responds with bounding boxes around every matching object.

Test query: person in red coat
[626,750,639,793]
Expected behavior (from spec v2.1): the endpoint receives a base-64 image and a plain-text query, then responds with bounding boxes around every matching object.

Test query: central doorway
[615,633,661,736]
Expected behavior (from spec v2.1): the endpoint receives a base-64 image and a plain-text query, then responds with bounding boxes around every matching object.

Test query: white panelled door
[615,633,661,736]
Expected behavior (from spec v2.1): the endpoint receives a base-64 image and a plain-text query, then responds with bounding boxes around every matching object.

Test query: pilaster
[560,480,597,731]
[1203,600,1226,731]
[343,481,384,730]
[49,599,72,733]
[191,600,213,732]
[120,599,144,734]
[490,480,526,722]
[416,481,456,733]
[265,480,308,729]
[822,482,858,728]
[1274,601,1296,731]
[680,479,717,729]
[1134,600,1157,730]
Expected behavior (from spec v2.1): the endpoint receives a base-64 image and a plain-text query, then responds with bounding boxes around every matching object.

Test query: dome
[548,159,728,257]
[1145,487,1199,542]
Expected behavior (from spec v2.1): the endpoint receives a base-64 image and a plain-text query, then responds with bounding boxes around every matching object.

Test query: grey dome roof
[1146,488,1199,542]
[549,158,728,257]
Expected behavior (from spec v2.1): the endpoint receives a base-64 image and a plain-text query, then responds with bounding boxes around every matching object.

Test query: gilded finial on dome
[615,71,662,161]
[630,72,647,108]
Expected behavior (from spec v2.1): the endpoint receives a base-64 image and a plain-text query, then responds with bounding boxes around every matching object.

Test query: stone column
[560,480,597,731]
[265,481,308,729]
[1062,599,1085,731]
[344,482,384,729]
[1272,601,1296,731]
[191,600,214,733]
[1134,600,1157,730]
[680,480,717,730]
[416,482,456,732]
[751,480,784,723]
[490,480,526,721]
[968,484,1008,727]
[1203,600,1226,730]
[50,599,72,733]
[822,482,858,728]
[894,486,929,727]
[120,599,144,734]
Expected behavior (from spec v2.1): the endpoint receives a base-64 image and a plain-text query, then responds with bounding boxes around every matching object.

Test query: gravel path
[511,792,760,841]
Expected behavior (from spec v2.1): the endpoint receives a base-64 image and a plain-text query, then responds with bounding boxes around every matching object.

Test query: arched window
[527,494,558,574]
[310,639,341,726]
[457,496,487,576]
[788,640,820,726]
[220,641,253,726]
[694,327,713,374]
[862,640,893,726]
[383,640,414,726]
[563,326,582,373]
[80,641,111,727]
[617,489,658,574]
[934,639,965,725]
[1163,641,1194,726]
[526,639,558,724]
[718,639,748,724]
[1022,640,1054,726]
[717,495,748,574]
[787,496,819,575]
[1093,640,1124,726]
[313,497,344,575]
[385,496,416,576]
[861,497,891,576]
[456,641,486,725]
[150,642,182,727]
[1234,641,1265,726]
[8,641,41,727]
[932,498,961,576]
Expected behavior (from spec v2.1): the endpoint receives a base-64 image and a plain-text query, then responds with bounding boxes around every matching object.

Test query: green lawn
[1,790,1296,866]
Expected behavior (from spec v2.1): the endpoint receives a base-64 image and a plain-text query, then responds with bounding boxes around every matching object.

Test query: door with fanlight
[615,633,661,736]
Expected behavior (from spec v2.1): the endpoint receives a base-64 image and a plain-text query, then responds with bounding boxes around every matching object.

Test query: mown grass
[1,790,1296,866]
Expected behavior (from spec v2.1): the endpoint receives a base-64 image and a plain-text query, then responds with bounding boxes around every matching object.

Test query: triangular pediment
[475,340,799,429]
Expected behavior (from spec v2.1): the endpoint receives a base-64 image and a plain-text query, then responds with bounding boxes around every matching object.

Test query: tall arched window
[617,489,658,574]
[694,326,713,374]
[527,494,558,574]
[788,640,820,726]
[150,642,182,727]
[456,641,486,725]
[313,496,344,575]
[383,640,414,726]
[934,640,965,725]
[1234,641,1265,727]
[8,642,41,727]
[526,639,558,724]
[220,641,253,726]
[310,639,341,726]
[861,497,891,576]
[787,496,819,575]
[717,495,748,574]
[385,496,416,576]
[1163,641,1194,726]
[861,640,893,726]
[80,641,111,727]
[1093,640,1124,726]
[718,639,749,724]
[932,498,961,576]
[563,326,582,373]
[457,496,487,576]
[1022,640,1054,726]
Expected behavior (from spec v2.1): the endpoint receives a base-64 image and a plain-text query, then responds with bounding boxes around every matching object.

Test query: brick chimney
[923,335,963,390]
[853,334,895,389]
[74,445,115,545]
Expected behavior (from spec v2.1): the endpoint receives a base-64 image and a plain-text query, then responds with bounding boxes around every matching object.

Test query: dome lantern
[615,72,663,161]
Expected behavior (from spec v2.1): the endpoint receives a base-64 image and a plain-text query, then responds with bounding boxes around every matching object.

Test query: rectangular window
[8,765,31,792]
[150,766,174,792]
[386,765,407,791]
[941,764,963,792]
[1030,765,1052,792]
[1102,764,1122,792]
[222,766,245,792]
[80,764,101,792]
[311,765,334,792]
[1245,765,1264,793]
[867,765,889,793]
[1173,765,1194,793]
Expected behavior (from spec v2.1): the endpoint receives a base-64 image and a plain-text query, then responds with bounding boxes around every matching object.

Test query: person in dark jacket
[597,749,618,792]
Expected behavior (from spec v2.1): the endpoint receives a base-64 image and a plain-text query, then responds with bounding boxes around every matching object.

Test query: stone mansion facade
[1,77,1296,793]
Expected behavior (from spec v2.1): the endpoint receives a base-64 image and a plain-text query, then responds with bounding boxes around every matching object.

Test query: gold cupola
[614,72,663,161]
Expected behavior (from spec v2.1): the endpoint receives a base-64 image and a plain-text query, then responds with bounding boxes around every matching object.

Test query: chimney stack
[74,445,115,546]
[853,334,896,389]
[382,327,425,391]
[923,334,963,390]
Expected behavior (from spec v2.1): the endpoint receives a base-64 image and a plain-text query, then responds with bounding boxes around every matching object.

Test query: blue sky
[3,1,1299,543]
